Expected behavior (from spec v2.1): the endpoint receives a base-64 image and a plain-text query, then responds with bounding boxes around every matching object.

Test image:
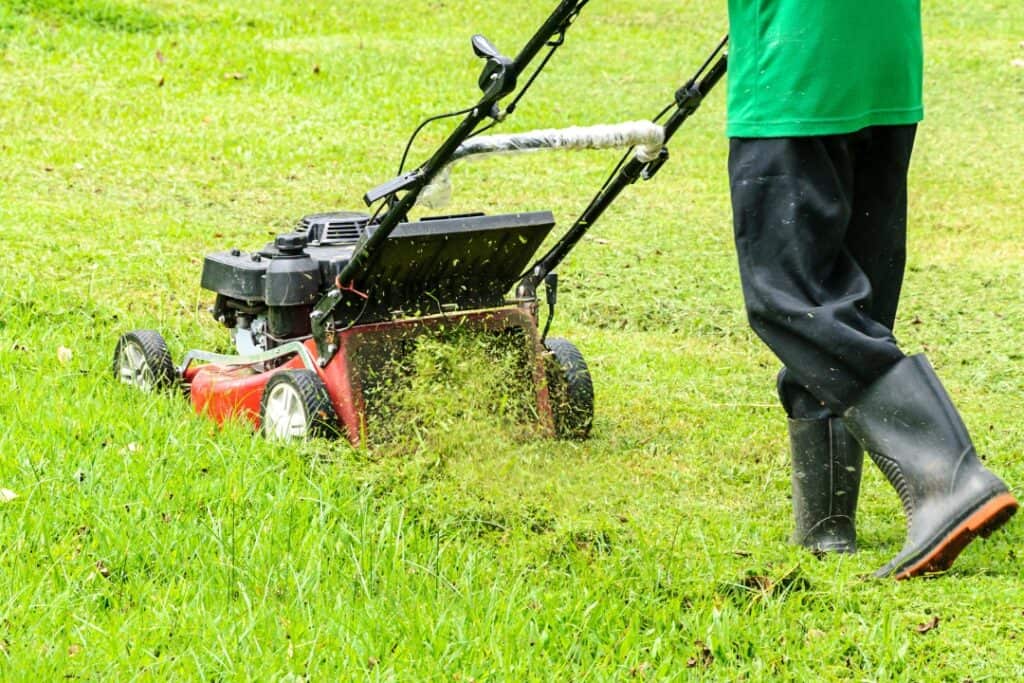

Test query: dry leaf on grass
[916,616,940,634]
[687,640,714,668]
[629,662,651,677]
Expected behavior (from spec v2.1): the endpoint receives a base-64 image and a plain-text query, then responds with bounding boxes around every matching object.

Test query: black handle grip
[363,169,423,206]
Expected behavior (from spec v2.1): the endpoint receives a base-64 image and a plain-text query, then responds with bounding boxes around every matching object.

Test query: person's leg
[729,134,885,554]
[730,135,907,413]
[837,125,1017,578]
[774,125,915,420]
[778,125,912,555]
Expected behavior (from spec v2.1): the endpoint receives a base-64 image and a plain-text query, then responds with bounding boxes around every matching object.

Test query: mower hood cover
[354,210,556,317]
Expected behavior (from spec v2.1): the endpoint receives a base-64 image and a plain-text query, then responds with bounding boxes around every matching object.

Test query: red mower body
[186,306,555,445]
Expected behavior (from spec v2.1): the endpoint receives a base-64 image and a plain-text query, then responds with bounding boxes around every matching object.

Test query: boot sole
[895,492,1019,580]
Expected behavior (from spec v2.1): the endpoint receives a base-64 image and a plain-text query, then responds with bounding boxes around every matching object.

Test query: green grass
[1,0,1023,679]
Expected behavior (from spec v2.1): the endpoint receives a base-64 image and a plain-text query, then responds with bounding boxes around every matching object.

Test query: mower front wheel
[544,337,594,440]
[113,330,177,392]
[260,369,340,441]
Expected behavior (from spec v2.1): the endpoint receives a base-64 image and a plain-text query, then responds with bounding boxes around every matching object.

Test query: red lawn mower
[113,0,726,444]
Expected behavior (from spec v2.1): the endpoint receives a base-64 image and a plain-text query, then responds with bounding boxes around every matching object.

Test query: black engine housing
[201,210,555,347]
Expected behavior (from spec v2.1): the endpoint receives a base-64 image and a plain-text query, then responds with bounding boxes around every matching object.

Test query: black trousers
[729,125,917,420]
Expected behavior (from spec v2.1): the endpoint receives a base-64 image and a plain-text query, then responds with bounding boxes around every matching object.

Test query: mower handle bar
[311,0,590,362]
[518,39,729,297]
[417,120,666,210]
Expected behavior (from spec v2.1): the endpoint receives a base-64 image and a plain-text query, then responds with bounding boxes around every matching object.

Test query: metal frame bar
[178,341,318,376]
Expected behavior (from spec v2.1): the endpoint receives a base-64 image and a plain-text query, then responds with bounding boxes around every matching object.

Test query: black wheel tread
[544,336,594,440]
[113,329,177,390]
[260,369,340,440]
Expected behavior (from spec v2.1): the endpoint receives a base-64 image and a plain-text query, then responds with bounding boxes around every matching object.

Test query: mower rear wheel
[260,369,340,441]
[544,337,594,440]
[113,330,177,392]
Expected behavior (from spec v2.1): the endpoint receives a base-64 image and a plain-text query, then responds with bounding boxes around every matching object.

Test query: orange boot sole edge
[896,492,1019,580]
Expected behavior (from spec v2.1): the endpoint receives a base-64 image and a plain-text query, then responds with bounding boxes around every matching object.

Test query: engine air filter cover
[296,211,370,246]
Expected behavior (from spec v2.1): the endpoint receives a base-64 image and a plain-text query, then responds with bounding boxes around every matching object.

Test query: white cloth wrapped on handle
[417,120,665,210]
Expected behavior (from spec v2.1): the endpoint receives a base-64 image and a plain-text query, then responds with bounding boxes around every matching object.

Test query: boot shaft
[789,416,864,553]
[844,355,1005,531]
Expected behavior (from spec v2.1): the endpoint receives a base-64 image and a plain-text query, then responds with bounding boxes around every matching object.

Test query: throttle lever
[472,34,501,60]
[471,34,516,104]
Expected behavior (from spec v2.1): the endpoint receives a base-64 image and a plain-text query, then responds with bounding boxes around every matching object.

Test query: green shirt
[726,0,924,138]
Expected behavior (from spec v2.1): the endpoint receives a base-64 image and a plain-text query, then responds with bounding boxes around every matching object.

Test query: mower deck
[185,305,554,444]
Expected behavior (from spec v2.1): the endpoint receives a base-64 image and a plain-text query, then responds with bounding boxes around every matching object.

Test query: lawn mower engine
[201,210,556,352]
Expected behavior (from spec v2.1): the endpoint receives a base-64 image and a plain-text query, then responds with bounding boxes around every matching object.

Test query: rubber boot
[790,417,864,554]
[843,354,1018,579]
